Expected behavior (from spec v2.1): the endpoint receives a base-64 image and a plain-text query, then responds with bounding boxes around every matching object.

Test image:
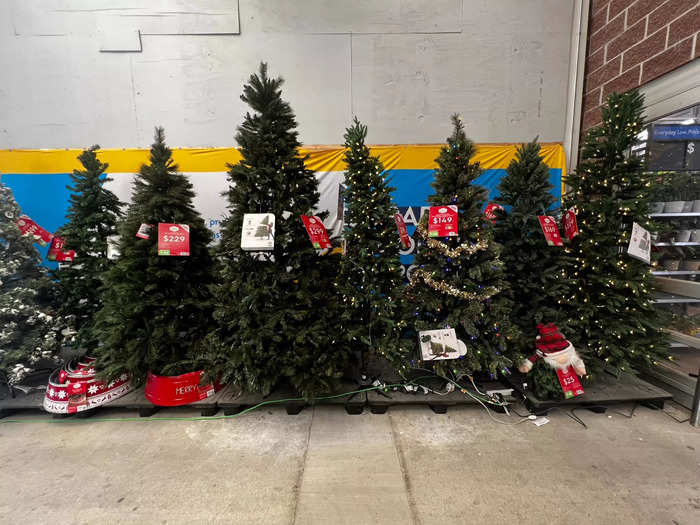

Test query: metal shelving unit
[650,212,700,217]
[653,242,700,246]
[652,270,700,276]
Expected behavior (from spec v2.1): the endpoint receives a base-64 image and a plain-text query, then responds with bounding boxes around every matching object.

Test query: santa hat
[535,323,569,354]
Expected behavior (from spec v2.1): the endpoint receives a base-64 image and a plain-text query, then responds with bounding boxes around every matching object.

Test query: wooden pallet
[508,370,673,416]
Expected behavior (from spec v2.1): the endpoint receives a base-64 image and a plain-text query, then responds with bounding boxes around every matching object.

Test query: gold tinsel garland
[409,269,500,301]
[414,218,489,257]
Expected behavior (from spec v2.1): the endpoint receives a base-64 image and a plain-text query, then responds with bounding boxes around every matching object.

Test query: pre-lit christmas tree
[0,183,59,384]
[337,118,407,373]
[563,90,667,373]
[407,115,518,378]
[94,128,215,384]
[494,140,578,397]
[208,63,350,399]
[53,146,122,352]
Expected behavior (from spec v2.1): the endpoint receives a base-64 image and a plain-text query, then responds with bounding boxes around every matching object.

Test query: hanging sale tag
[428,205,458,237]
[157,224,190,256]
[136,223,153,239]
[15,215,53,246]
[556,367,584,399]
[301,215,332,250]
[538,216,564,246]
[394,213,410,249]
[563,208,579,241]
[627,222,651,264]
[484,203,504,223]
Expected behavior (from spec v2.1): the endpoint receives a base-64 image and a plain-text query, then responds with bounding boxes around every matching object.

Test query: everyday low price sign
[301,215,332,250]
[484,203,504,223]
[563,208,579,241]
[394,212,410,249]
[158,224,190,256]
[15,214,53,246]
[538,216,564,246]
[428,205,458,237]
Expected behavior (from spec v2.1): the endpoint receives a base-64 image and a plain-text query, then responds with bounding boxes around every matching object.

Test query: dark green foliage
[563,90,668,373]
[406,115,518,378]
[337,118,408,372]
[94,128,215,384]
[53,146,122,352]
[0,183,59,383]
[494,140,578,397]
[206,63,351,399]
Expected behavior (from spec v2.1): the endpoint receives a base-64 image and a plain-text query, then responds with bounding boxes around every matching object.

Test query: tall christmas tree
[407,115,518,378]
[563,90,667,373]
[53,146,122,353]
[337,118,407,374]
[207,63,350,399]
[93,128,215,384]
[494,140,578,398]
[0,183,59,384]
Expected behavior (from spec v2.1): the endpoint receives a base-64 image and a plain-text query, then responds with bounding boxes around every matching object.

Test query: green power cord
[0,376,508,424]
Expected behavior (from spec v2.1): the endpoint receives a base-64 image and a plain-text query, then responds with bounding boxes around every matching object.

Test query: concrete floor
[0,404,699,524]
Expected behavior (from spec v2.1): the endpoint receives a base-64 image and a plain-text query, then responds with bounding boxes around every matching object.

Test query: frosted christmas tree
[0,183,59,384]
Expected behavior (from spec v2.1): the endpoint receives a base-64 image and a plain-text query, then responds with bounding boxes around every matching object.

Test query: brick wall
[582,0,699,131]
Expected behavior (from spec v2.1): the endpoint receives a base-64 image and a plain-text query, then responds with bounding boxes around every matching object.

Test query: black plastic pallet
[366,388,479,414]
[216,382,367,416]
[508,370,673,416]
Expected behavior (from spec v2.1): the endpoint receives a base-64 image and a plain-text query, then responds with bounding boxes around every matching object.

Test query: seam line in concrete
[291,406,314,525]
[388,412,421,525]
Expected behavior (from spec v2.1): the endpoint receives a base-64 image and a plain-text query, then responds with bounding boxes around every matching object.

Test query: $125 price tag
[158,224,190,256]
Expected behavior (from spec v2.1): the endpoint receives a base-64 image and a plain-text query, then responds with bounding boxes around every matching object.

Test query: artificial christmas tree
[0,183,59,384]
[563,90,667,373]
[494,140,578,397]
[207,63,350,399]
[337,118,407,374]
[53,146,122,353]
[407,115,518,378]
[93,128,215,384]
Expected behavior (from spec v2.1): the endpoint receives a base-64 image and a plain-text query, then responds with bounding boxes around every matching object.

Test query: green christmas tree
[0,183,59,384]
[207,63,350,399]
[563,90,668,373]
[93,128,215,384]
[53,146,123,353]
[336,118,407,374]
[494,140,578,397]
[407,115,518,379]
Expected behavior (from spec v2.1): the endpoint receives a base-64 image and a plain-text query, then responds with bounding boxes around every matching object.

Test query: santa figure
[518,323,586,376]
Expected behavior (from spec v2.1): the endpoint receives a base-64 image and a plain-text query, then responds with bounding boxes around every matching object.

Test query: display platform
[507,370,673,415]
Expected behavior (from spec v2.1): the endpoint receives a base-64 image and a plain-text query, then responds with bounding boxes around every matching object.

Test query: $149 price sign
[428,205,459,237]
[158,224,190,256]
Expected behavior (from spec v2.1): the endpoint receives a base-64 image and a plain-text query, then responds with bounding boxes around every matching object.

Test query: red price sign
[47,236,65,261]
[158,224,190,256]
[15,215,53,246]
[563,208,579,241]
[301,215,332,250]
[538,216,564,247]
[394,213,410,249]
[428,205,458,237]
[556,367,584,399]
[484,203,504,223]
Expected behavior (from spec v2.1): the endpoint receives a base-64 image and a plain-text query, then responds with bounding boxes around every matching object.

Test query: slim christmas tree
[337,118,407,373]
[53,146,122,352]
[209,63,350,398]
[563,90,667,373]
[407,115,518,378]
[94,128,215,384]
[0,183,59,384]
[494,140,577,398]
